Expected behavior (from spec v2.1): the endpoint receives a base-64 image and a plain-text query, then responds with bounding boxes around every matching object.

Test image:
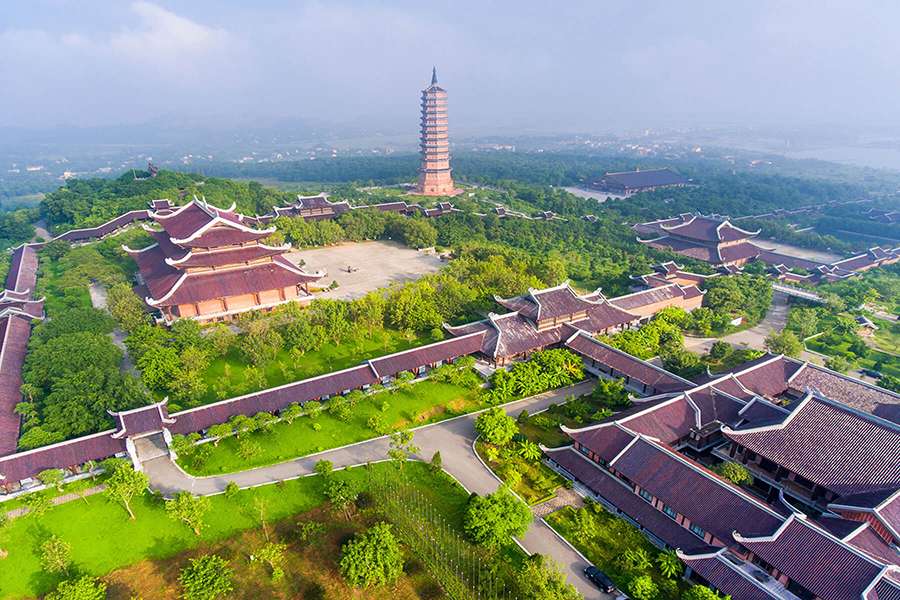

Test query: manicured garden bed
[180,380,481,475]
[0,462,458,599]
[546,503,688,597]
[475,440,565,505]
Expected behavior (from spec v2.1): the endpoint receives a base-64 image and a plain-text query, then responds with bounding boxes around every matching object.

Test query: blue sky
[2,1,899,133]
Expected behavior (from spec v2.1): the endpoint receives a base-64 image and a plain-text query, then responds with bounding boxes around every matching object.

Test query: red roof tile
[565,332,693,394]
[610,437,784,541]
[368,333,485,378]
[735,515,890,600]
[725,395,900,496]
[789,364,900,422]
[547,447,715,553]
[0,430,126,483]
[678,550,783,599]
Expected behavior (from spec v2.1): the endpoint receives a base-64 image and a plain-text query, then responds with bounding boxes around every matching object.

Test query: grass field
[188,328,440,408]
[0,462,460,599]
[180,380,482,475]
[870,316,900,355]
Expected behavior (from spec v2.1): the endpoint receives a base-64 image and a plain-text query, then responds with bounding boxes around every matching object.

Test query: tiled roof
[0,430,126,483]
[616,397,698,442]
[54,210,151,243]
[170,364,378,435]
[567,423,637,463]
[547,447,714,553]
[724,394,900,496]
[0,314,32,455]
[564,332,693,394]
[5,245,39,293]
[609,437,784,541]
[734,515,892,600]
[677,550,784,599]
[734,355,804,398]
[488,312,564,358]
[111,401,173,438]
[644,236,718,263]
[788,363,900,423]
[660,215,759,243]
[368,332,485,379]
[718,241,762,263]
[147,259,321,307]
[154,199,241,239]
[609,283,700,311]
[166,244,288,269]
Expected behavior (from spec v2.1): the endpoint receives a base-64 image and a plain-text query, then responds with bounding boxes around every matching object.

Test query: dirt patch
[414,405,447,423]
[102,507,440,600]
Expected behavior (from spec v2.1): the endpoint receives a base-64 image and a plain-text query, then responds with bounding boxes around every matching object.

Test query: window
[639,489,653,503]
[690,523,705,538]
[662,504,678,520]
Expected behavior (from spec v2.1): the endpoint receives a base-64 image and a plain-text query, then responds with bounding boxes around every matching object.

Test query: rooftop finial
[431,66,438,86]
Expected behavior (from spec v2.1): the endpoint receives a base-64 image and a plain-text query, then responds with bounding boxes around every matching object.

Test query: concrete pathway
[684,291,789,354]
[3,484,105,519]
[143,380,609,598]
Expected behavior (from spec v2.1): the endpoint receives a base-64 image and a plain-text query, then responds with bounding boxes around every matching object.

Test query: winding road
[142,380,609,599]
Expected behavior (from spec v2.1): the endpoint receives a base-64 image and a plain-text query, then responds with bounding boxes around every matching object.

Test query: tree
[325,477,357,520]
[393,370,415,391]
[621,548,652,572]
[661,347,704,379]
[825,355,852,373]
[46,576,107,600]
[682,584,729,600]
[764,330,803,357]
[224,481,240,499]
[429,451,443,473]
[23,492,51,517]
[314,459,333,478]
[516,554,581,600]
[573,507,597,539]
[656,550,684,579]
[166,492,210,536]
[280,402,303,424]
[104,462,149,520]
[254,541,287,582]
[179,554,234,600]
[38,468,65,491]
[786,307,820,339]
[518,440,543,463]
[591,377,631,409]
[107,283,149,332]
[627,575,659,600]
[339,522,404,588]
[206,422,232,445]
[463,487,531,548]
[715,462,753,486]
[40,535,72,575]
[388,429,420,467]
[708,340,732,360]
[304,400,323,418]
[475,407,518,446]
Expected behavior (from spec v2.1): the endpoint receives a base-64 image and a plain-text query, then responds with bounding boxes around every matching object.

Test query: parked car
[584,566,616,593]
[861,368,882,379]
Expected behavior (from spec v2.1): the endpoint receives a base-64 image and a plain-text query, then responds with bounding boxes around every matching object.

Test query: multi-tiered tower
[415,67,459,196]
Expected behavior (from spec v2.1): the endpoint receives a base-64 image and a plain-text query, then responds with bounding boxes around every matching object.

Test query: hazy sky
[3,1,900,134]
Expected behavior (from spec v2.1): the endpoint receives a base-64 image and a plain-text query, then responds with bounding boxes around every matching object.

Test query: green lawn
[807,335,900,378]
[181,380,482,475]
[546,504,687,596]
[870,316,900,355]
[475,440,565,505]
[188,328,440,408]
[0,462,459,599]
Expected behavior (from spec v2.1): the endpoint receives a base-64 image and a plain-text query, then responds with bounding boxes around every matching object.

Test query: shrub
[715,461,753,486]
[179,554,234,600]
[339,522,404,587]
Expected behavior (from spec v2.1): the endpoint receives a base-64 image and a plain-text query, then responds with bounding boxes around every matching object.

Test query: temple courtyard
[286,240,445,300]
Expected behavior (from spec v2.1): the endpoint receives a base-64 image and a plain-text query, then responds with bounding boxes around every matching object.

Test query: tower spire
[431,66,438,86]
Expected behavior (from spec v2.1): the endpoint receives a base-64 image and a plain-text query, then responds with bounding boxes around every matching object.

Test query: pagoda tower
[415,67,459,196]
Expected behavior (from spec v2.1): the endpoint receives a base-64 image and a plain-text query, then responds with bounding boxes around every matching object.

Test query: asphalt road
[143,380,611,599]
